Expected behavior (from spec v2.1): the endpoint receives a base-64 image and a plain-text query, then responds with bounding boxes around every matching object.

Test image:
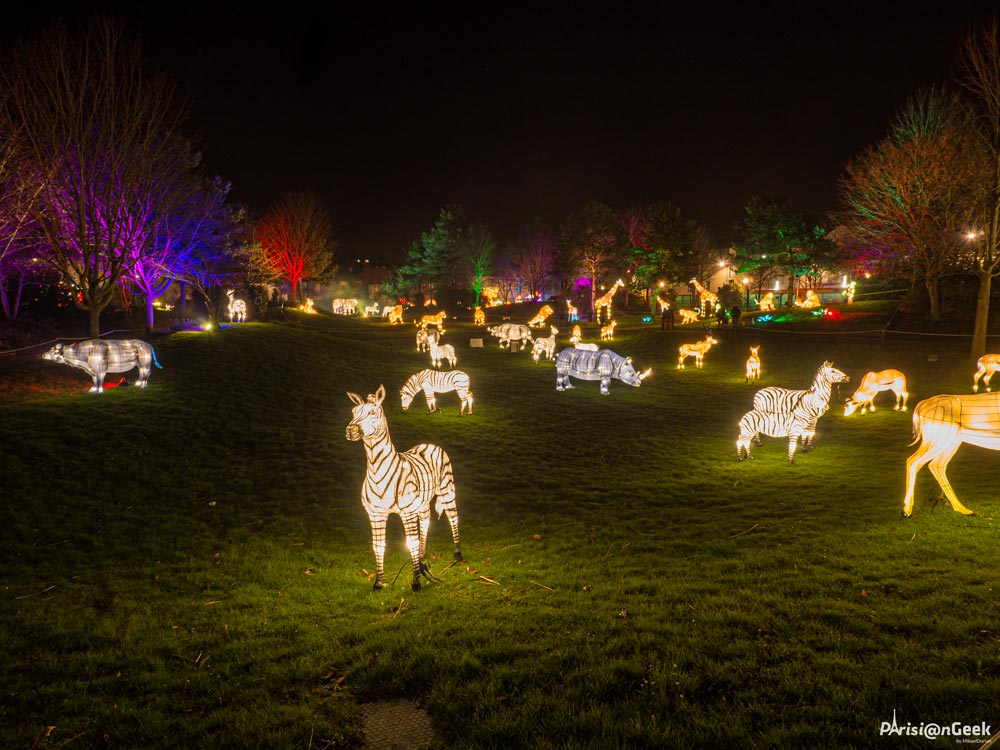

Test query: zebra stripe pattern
[736,405,825,463]
[400,369,474,415]
[750,361,849,451]
[346,385,462,591]
[427,330,457,368]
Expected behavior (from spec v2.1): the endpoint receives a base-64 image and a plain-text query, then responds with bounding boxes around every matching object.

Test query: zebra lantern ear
[375,384,386,405]
[347,391,364,406]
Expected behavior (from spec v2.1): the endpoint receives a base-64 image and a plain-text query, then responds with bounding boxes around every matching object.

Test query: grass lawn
[2,308,999,749]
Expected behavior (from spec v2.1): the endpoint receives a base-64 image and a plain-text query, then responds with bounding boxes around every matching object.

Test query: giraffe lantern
[594,279,624,324]
[690,278,718,317]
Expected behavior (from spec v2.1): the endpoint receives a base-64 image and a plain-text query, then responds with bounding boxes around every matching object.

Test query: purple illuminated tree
[508,219,558,300]
[560,202,626,316]
[1,19,192,338]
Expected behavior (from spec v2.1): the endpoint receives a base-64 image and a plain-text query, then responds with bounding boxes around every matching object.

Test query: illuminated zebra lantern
[555,347,650,395]
[736,401,828,463]
[593,279,624,324]
[972,354,1000,393]
[332,298,357,315]
[750,361,849,452]
[678,336,717,369]
[346,386,462,590]
[902,392,1000,517]
[42,340,162,393]
[227,289,247,323]
[427,330,457,368]
[844,369,908,415]
[532,326,558,363]
[400,369,474,415]
[745,346,761,383]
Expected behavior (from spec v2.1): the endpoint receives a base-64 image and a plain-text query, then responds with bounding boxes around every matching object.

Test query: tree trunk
[179,281,187,316]
[785,272,796,306]
[145,295,155,336]
[924,277,941,321]
[89,306,101,339]
[970,271,992,361]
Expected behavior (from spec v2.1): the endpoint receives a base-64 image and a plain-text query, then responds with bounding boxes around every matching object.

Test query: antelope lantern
[678,336,718,369]
[745,346,761,383]
[972,354,1000,393]
[844,369,908,415]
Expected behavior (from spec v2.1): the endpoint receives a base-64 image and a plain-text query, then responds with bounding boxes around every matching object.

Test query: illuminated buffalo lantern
[972,354,1000,393]
[677,336,718,369]
[844,369,908,415]
[689,278,718,317]
[401,369,473,415]
[487,322,532,350]
[795,290,820,308]
[473,306,486,326]
[346,385,462,590]
[427,330,457,368]
[42,340,162,393]
[227,289,247,323]
[416,311,447,331]
[527,304,554,328]
[532,326,558,363]
[902,392,1000,517]
[751,361,849,452]
[677,308,700,325]
[745,346,761,383]
[593,279,624,324]
[555,347,650,395]
[387,305,404,325]
[566,299,579,322]
[600,320,616,341]
[757,292,775,312]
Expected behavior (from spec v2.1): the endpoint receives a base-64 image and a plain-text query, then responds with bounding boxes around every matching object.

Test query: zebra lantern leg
[370,516,388,590]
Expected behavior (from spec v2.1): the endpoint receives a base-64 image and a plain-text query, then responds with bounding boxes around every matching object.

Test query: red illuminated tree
[256,192,337,304]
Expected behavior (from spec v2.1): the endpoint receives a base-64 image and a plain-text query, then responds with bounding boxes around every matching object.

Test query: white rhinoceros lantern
[555,347,650,395]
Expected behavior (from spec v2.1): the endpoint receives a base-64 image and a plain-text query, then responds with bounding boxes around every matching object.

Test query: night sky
[8,3,1000,262]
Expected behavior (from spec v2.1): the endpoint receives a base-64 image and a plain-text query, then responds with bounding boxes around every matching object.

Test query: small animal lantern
[677,308,700,325]
[600,320,616,340]
[302,297,316,314]
[745,346,761,383]
[844,281,856,304]
[527,304,554,328]
[566,299,579,322]
[844,369,908,415]
[532,326,558,363]
[387,305,404,325]
[570,324,582,343]
[227,289,247,323]
[757,292,775,312]
[678,336,718,369]
[973,354,1000,393]
[473,306,486,326]
[795,290,820,308]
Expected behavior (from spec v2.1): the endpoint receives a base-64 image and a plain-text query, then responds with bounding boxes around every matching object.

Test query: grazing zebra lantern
[757,292,775,312]
[600,320,617,341]
[527,304,554,328]
[555,347,650,395]
[972,354,1000,393]
[746,346,761,383]
[677,308,700,325]
[532,326,558,363]
[678,336,718,369]
[593,279,624,324]
[749,361,850,454]
[473,306,486,326]
[227,289,247,323]
[427,330,457,368]
[42,340,162,393]
[400,369,474,415]
[902,392,1000,517]
[346,385,462,590]
[844,369,908,415]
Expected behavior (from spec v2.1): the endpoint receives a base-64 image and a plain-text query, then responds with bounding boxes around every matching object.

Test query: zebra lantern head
[346,385,386,441]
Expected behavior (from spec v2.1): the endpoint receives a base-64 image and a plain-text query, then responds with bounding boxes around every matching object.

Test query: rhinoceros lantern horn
[639,368,651,380]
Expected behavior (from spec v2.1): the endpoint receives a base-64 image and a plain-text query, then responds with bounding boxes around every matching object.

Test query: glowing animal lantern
[488,322,532,350]
[42,340,162,393]
[427,330,457,368]
[364,304,381,317]
[566,299,579,322]
[227,289,247,323]
[677,336,718,369]
[593,279,624,324]
[795,290,820,308]
[555,347,650,394]
[972,354,1000,393]
[757,292,775,312]
[332,298,357,315]
[600,320,617,340]
[527,304,554,328]
[301,297,316,314]
[416,327,431,353]
[532,326,558,363]
[401,369,473,415]
[416,311,447,332]
[844,281,856,304]
[473,306,486,326]
[574,342,598,351]
[570,324,582,343]
[745,346,761,383]
[346,386,462,590]
[844,369,908,415]
[677,308,700,325]
[387,305,404,325]
[656,296,671,314]
[902,392,1000,517]
[690,278,718,317]
[736,406,823,464]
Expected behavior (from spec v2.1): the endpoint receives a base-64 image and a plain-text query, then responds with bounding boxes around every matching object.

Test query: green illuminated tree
[618,202,697,312]
[464,222,494,306]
